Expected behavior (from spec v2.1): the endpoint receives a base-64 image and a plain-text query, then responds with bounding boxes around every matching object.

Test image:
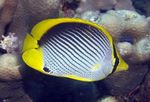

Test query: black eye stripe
[43,67,50,72]
[43,67,54,74]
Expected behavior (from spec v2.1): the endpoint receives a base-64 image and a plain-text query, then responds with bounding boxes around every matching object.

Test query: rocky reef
[0,0,150,102]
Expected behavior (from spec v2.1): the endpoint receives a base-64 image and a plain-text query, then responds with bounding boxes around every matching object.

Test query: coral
[76,10,149,42]
[76,0,134,14]
[117,37,150,63]
[76,0,117,13]
[0,53,22,80]
[117,42,133,56]
[0,54,32,102]
[104,10,148,41]
[134,37,150,62]
[98,96,118,102]
[0,0,149,101]
[0,0,5,9]
[59,0,78,17]
[75,10,150,62]
[59,8,75,17]
[135,37,150,55]
[0,32,20,53]
[0,0,18,39]
[115,0,135,10]
[8,0,61,45]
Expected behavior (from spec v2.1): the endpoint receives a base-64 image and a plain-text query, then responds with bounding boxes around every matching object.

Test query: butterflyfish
[22,18,128,82]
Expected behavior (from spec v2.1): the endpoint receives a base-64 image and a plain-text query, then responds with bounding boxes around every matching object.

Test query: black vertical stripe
[111,44,119,73]
[88,28,110,58]
[66,29,99,59]
[79,27,108,58]
[43,49,61,74]
[70,28,101,60]
[84,29,106,55]
[91,26,110,45]
[44,45,71,74]
[50,37,88,72]
[45,42,77,74]
[54,33,95,67]
[72,28,103,60]
[52,37,92,72]
[88,28,109,52]
[91,27,110,48]
[40,22,114,79]
[60,30,98,63]
[47,40,84,74]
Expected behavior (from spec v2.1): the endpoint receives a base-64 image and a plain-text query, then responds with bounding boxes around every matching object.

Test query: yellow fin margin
[115,49,128,72]
[31,18,113,46]
[64,75,93,82]
[22,48,44,72]
[22,33,39,52]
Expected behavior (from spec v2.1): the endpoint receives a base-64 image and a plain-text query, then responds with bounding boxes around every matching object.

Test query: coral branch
[0,32,20,53]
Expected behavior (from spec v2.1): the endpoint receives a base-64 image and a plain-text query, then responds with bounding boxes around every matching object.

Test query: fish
[22,18,128,82]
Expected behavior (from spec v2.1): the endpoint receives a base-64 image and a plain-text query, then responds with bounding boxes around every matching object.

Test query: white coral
[0,54,22,80]
[0,32,19,53]
[117,42,133,56]
[98,96,118,102]
[76,10,149,41]
[134,37,150,61]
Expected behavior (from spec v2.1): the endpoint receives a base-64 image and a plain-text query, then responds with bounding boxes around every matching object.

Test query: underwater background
[0,0,150,102]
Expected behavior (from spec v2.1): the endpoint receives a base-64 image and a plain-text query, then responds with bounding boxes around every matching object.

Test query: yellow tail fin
[116,49,128,72]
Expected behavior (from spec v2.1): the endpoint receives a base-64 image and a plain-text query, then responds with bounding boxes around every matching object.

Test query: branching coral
[0,32,20,53]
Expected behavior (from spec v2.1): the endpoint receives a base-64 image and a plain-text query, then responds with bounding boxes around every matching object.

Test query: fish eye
[43,67,53,74]
[43,67,50,72]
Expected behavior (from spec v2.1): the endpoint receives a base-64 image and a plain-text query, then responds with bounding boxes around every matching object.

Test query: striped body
[41,23,113,81]
[22,18,128,82]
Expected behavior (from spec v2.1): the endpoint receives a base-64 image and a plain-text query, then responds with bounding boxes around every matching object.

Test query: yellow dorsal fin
[31,18,113,44]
